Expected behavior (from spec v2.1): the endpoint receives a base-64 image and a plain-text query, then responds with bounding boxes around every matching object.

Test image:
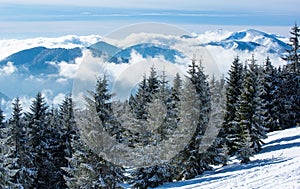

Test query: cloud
[0,62,17,75]
[58,61,79,79]
[0,35,102,60]
[53,93,66,105]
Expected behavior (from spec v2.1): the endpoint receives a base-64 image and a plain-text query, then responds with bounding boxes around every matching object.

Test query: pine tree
[22,92,49,188]
[7,98,26,188]
[59,95,77,159]
[174,58,211,180]
[282,23,300,72]
[68,75,125,188]
[44,107,68,188]
[234,56,267,161]
[220,56,244,154]
[204,76,228,165]
[65,134,124,188]
[130,163,174,189]
[280,23,300,127]
[147,65,160,96]
[278,68,300,128]
[258,57,279,132]
[130,76,149,120]
[0,108,11,188]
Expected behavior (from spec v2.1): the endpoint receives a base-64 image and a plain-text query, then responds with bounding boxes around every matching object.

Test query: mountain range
[0,28,290,114]
[0,29,289,77]
[202,29,290,53]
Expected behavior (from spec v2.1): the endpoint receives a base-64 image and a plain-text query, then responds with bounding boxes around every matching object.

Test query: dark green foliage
[220,56,244,155]
[282,23,300,72]
[130,163,175,189]
[65,134,124,189]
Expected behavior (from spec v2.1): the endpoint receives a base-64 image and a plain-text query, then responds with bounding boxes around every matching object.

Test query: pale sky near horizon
[0,0,299,38]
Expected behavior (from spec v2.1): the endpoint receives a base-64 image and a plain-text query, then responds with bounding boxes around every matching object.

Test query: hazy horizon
[1,1,299,39]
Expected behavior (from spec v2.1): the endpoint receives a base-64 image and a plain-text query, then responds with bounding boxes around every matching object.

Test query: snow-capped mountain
[108,43,185,64]
[203,29,290,53]
[0,28,290,114]
[88,41,121,58]
[0,47,82,75]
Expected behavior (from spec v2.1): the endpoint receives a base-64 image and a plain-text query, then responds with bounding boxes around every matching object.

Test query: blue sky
[0,0,299,38]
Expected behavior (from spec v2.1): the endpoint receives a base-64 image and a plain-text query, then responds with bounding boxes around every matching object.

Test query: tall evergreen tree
[280,23,300,127]
[234,56,267,161]
[130,75,150,120]
[220,56,244,154]
[175,58,211,179]
[147,65,160,96]
[258,57,279,132]
[59,95,77,159]
[8,98,26,188]
[0,108,11,188]
[22,92,49,188]
[282,23,300,72]
[65,134,124,188]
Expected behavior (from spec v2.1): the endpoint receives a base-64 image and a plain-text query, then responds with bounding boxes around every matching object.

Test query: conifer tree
[282,23,300,72]
[258,57,279,132]
[7,98,26,188]
[22,92,49,188]
[174,58,211,180]
[65,134,124,188]
[220,56,244,154]
[280,23,300,127]
[130,76,149,120]
[59,95,77,159]
[205,76,228,165]
[0,108,11,188]
[234,56,267,161]
[147,65,160,96]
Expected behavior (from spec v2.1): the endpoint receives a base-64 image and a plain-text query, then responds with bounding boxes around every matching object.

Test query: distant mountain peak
[88,41,120,58]
[108,43,185,64]
[204,29,289,54]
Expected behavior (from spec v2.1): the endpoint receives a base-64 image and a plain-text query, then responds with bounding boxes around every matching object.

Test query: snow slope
[158,127,300,189]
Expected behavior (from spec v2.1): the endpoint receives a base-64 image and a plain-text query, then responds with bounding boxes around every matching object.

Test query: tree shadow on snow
[216,157,290,175]
[156,175,231,188]
[265,134,300,146]
[158,158,289,188]
[261,142,300,154]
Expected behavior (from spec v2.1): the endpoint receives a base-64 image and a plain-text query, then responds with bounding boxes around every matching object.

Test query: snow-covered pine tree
[258,58,280,131]
[234,55,267,161]
[6,98,27,188]
[22,93,61,188]
[65,132,124,188]
[251,65,269,153]
[0,108,12,188]
[129,75,150,120]
[282,23,300,72]
[220,56,244,155]
[130,163,175,189]
[69,75,125,188]
[279,23,300,128]
[278,67,300,128]
[59,95,77,159]
[147,65,160,97]
[204,75,228,166]
[173,58,211,180]
[89,75,124,139]
[43,107,68,188]
[23,92,49,188]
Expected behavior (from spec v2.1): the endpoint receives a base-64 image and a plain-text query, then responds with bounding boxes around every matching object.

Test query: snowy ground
[158,127,300,189]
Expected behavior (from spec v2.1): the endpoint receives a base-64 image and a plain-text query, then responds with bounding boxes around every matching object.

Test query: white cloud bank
[0,62,17,75]
[0,35,102,60]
